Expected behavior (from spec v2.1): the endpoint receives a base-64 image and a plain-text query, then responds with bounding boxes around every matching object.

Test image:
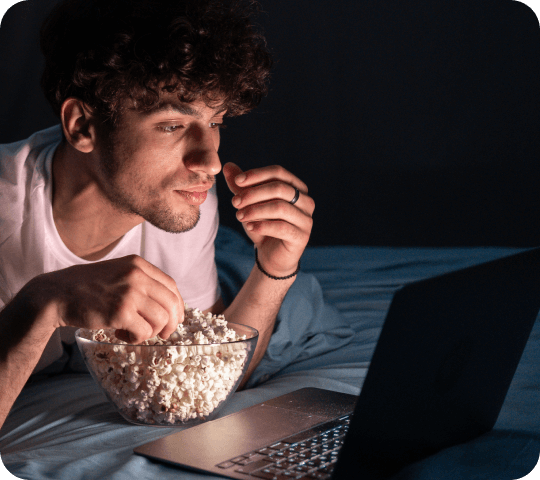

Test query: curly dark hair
[40,0,272,123]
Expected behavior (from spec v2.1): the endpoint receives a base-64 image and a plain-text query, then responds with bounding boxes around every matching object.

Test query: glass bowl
[75,323,258,427]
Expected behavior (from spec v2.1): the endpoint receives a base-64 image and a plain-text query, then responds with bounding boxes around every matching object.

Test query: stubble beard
[98,133,202,234]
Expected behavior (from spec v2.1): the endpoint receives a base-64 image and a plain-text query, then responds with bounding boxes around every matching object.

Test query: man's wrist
[16,274,62,332]
[254,248,300,280]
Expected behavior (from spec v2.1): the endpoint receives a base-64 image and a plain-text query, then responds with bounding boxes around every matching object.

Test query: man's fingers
[128,256,184,300]
[128,265,183,340]
[126,255,184,325]
[231,164,308,195]
[223,162,244,196]
[236,200,313,234]
[114,317,153,344]
[232,181,315,217]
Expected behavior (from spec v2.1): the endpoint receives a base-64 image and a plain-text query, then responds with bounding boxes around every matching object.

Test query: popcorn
[77,305,251,425]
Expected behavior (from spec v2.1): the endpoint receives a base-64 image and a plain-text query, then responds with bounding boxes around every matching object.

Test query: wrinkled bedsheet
[1,227,539,480]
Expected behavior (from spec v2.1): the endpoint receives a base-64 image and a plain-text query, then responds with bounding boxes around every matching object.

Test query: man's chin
[144,206,201,234]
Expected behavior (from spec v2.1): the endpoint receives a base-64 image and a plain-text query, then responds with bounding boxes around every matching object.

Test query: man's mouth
[176,190,208,205]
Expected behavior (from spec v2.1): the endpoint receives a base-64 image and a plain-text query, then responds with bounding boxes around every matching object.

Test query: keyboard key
[234,459,274,474]
[216,460,235,469]
[274,450,296,459]
[289,456,306,464]
[262,466,286,475]
[236,454,267,465]
[257,447,276,455]
[304,457,324,468]
[279,450,299,458]
[269,442,290,450]
[277,461,297,470]
[247,451,265,458]
[230,456,247,463]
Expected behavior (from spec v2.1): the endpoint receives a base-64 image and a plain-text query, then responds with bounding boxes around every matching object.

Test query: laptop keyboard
[216,414,350,479]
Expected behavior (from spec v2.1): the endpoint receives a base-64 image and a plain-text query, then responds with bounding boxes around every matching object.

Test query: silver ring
[289,187,300,205]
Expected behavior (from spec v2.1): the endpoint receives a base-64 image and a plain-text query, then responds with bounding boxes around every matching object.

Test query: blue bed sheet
[1,227,538,480]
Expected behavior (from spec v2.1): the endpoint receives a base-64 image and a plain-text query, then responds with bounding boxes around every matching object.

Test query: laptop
[135,247,540,479]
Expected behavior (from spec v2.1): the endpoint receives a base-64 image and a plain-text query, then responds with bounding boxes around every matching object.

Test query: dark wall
[217,0,540,247]
[1,0,539,246]
[0,0,60,142]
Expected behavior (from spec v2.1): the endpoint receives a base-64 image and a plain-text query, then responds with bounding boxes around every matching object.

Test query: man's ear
[60,98,97,153]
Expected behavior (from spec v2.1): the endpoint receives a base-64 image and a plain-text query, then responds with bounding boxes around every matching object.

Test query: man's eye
[160,125,182,133]
[210,122,227,129]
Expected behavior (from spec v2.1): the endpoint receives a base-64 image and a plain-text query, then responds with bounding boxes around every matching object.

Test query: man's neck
[51,141,143,261]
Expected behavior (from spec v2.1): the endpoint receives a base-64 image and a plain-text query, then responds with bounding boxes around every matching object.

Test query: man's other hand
[40,255,184,343]
[223,162,315,278]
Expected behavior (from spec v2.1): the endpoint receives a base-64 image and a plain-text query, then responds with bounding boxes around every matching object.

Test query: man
[0,0,314,429]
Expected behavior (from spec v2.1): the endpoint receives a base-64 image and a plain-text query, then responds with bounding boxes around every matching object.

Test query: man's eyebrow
[145,101,227,118]
[146,101,202,118]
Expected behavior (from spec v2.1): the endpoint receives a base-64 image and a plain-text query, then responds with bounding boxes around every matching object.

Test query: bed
[1,226,539,480]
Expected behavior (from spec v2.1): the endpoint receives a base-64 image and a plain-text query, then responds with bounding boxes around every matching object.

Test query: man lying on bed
[0,0,314,430]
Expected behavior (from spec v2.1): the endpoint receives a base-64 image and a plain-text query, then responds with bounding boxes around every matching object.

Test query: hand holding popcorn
[45,254,184,342]
[76,304,258,426]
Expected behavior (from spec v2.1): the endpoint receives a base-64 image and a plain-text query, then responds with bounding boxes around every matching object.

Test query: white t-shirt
[0,125,221,373]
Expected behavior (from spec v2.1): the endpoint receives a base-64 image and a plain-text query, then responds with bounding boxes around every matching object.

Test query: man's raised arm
[219,162,315,387]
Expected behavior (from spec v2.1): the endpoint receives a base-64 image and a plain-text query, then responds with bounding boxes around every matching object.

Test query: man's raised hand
[223,162,315,278]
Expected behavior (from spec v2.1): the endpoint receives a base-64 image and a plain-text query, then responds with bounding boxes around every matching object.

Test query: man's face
[96,93,224,233]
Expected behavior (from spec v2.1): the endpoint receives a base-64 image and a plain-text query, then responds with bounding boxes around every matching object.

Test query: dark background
[1,0,539,246]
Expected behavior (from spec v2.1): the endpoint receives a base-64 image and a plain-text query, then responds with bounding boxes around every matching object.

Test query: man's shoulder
[0,125,62,164]
[0,125,62,243]
[0,125,62,180]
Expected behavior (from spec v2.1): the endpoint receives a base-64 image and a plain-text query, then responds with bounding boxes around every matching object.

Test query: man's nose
[183,126,222,176]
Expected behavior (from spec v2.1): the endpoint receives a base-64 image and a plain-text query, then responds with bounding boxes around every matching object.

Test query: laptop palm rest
[134,388,357,474]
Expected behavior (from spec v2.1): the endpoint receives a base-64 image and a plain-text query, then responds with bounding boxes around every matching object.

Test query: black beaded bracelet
[255,247,300,280]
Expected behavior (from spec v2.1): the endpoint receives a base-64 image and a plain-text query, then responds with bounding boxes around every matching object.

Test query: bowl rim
[74,322,259,347]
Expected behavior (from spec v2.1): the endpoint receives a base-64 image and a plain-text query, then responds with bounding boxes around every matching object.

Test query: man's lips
[176,189,209,205]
